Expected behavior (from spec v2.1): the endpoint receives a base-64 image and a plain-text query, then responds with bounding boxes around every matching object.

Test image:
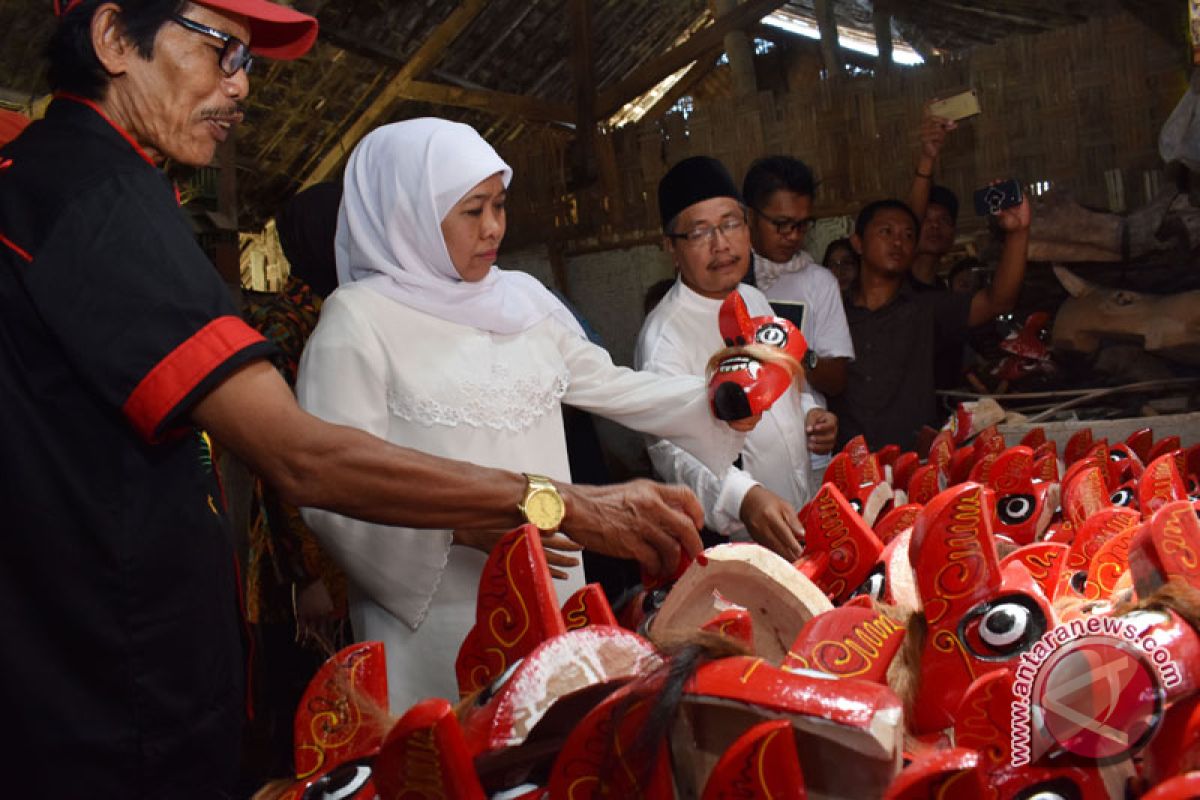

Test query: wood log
[1051,266,1200,366]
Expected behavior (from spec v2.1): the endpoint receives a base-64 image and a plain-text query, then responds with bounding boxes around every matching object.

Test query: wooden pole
[571,0,597,187]
[813,0,841,80]
[712,0,759,97]
[873,3,893,75]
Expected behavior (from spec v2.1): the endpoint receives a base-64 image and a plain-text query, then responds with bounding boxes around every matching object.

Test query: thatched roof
[0,0,1174,229]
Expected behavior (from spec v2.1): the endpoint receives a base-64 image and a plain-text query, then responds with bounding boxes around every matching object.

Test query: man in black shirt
[0,1,709,795]
[831,198,1030,451]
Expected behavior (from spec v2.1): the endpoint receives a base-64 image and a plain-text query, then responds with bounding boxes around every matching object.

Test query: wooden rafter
[640,44,723,120]
[300,0,485,188]
[398,80,574,126]
[595,0,788,119]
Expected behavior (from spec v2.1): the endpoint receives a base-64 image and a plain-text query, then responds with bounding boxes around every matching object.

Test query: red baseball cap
[52,0,318,61]
[194,0,318,60]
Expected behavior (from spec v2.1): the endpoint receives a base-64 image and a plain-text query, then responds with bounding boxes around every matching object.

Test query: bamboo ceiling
[0,0,1171,228]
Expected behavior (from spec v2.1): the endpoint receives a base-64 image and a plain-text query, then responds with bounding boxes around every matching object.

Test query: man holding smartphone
[830,191,1031,451]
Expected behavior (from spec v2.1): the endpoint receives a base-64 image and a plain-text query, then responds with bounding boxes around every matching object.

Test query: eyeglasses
[172,15,254,76]
[752,208,814,237]
[668,217,747,248]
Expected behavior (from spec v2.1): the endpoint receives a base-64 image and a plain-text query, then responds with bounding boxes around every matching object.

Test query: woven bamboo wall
[502,10,1185,249]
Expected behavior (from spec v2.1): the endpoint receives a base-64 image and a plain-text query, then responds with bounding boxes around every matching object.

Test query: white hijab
[335,117,584,338]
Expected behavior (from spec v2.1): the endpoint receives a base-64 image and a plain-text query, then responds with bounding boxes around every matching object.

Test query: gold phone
[929,89,981,122]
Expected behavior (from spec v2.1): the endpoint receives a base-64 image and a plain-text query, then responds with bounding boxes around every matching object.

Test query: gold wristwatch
[518,473,565,532]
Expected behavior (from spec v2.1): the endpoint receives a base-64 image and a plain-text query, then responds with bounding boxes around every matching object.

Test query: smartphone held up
[928,89,981,122]
[973,179,1024,217]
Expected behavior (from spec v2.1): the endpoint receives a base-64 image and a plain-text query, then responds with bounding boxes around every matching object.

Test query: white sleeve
[295,292,451,629]
[808,267,856,360]
[556,324,743,477]
[647,440,757,535]
[631,316,756,535]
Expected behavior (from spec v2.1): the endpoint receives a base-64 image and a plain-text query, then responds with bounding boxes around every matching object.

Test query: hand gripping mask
[708,291,807,421]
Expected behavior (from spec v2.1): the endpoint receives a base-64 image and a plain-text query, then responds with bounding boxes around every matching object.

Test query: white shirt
[635,280,818,538]
[755,250,855,471]
[297,282,742,628]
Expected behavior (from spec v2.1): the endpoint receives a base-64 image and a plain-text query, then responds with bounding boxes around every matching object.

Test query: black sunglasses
[171,15,254,76]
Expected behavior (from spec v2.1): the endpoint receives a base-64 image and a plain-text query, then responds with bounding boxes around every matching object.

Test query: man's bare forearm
[970,229,1029,326]
[277,420,530,529]
[194,360,527,529]
[192,360,705,574]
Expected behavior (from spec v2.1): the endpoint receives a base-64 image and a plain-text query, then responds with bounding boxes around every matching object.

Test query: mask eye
[302,761,373,800]
[1014,778,1081,800]
[1110,487,1135,507]
[1109,450,1128,461]
[960,594,1046,660]
[851,567,886,601]
[755,322,787,348]
[997,493,1035,524]
[848,498,863,514]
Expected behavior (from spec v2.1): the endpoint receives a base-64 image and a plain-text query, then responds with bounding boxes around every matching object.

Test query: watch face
[526,488,565,528]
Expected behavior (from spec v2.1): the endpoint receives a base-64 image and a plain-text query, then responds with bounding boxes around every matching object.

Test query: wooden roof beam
[595,0,788,119]
[640,45,723,121]
[300,0,485,188]
[398,80,574,126]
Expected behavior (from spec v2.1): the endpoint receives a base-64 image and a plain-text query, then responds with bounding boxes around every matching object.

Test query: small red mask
[708,291,807,420]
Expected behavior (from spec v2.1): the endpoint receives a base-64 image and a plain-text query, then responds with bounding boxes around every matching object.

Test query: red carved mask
[708,290,807,420]
[908,483,1055,735]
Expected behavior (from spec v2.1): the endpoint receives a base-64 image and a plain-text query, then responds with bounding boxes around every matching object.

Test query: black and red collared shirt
[0,96,273,797]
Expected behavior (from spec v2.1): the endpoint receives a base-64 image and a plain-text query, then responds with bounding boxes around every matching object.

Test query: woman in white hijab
[297,118,742,713]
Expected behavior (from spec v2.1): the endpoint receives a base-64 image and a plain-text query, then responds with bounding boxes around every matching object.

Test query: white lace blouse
[296,282,740,628]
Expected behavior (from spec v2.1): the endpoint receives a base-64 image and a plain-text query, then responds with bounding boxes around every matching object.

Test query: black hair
[854,199,920,237]
[928,184,960,223]
[47,0,186,100]
[822,237,857,266]
[741,155,817,211]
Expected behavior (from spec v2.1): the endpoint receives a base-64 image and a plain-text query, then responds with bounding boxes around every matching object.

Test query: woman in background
[823,237,859,293]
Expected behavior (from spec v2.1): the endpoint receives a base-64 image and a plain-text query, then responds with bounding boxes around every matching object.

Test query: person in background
[823,237,858,293]
[831,196,1030,451]
[742,155,853,486]
[908,101,963,289]
[637,156,838,560]
[239,185,349,786]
